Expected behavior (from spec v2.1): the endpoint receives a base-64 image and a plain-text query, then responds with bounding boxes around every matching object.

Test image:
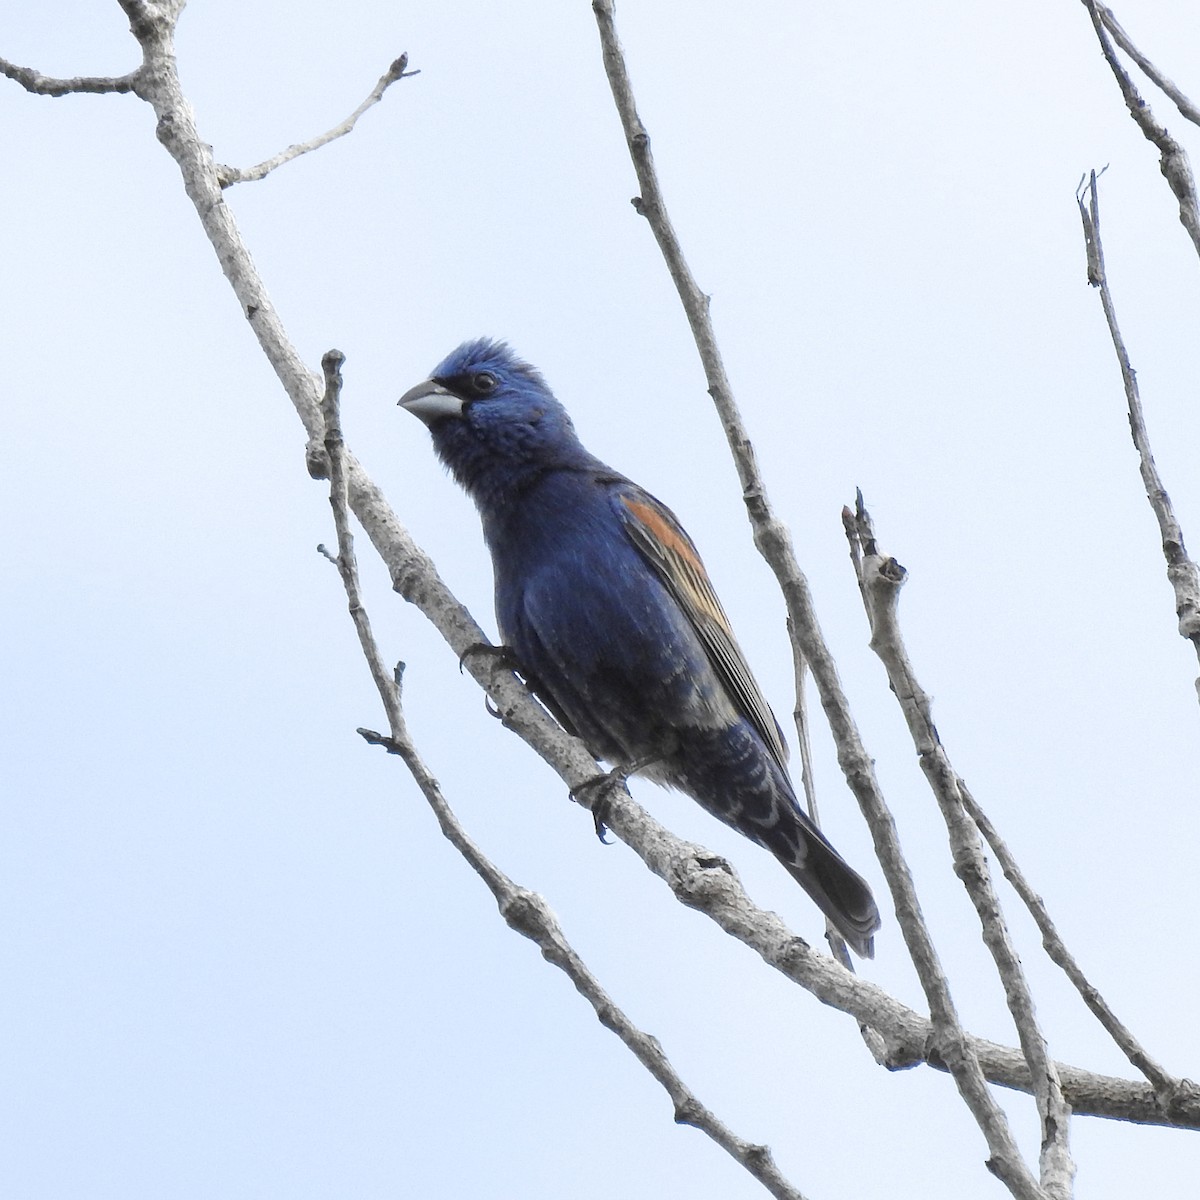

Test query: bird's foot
[571,748,669,843]
[458,641,519,674]
[570,764,631,844]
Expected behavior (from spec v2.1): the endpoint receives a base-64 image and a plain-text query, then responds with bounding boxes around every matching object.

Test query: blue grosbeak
[399,339,881,957]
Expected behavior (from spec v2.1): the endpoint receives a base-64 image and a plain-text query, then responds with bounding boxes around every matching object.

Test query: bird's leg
[569,766,624,843]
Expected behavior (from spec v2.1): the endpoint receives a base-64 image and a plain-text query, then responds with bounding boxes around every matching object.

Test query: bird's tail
[670,721,882,956]
[779,831,880,959]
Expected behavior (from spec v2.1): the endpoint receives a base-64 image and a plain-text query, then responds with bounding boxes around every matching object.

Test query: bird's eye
[472,371,497,394]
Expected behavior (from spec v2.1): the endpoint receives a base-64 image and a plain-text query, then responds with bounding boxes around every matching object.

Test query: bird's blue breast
[485,470,736,765]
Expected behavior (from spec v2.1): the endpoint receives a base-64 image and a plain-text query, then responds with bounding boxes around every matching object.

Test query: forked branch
[1082,0,1200,259]
[1076,170,1200,691]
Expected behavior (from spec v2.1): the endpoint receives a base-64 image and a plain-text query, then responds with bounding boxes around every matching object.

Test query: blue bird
[399,339,881,957]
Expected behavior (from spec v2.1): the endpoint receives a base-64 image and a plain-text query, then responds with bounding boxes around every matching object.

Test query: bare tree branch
[1081,0,1200,260]
[1096,4,1200,126]
[959,783,1186,1107]
[844,498,1075,1199]
[1076,170,1200,693]
[117,0,185,46]
[787,632,855,968]
[591,4,1056,1195]
[0,56,139,95]
[216,55,418,188]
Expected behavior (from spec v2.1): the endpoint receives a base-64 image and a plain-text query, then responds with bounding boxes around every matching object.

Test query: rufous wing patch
[619,491,789,768]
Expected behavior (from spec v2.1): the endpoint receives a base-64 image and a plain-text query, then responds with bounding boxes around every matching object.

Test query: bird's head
[399,339,591,503]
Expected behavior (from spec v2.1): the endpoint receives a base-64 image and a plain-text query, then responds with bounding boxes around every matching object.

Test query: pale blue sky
[3,2,1198,1197]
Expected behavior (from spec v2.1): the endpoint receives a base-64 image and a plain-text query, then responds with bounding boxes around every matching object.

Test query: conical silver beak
[398,379,464,425]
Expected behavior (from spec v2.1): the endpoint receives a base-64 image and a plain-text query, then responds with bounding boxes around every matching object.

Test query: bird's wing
[614,486,790,770]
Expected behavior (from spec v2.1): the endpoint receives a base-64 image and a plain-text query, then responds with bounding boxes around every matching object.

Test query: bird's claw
[593,807,612,845]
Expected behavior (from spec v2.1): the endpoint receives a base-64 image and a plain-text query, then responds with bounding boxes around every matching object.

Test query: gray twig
[217,55,418,187]
[0,56,139,96]
[1081,0,1200,259]
[787,629,853,967]
[1076,170,1200,693]
[588,0,840,876]
[958,780,1185,1109]
[1096,4,1200,126]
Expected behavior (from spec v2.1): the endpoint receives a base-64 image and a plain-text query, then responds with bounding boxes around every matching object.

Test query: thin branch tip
[219,58,419,187]
[1076,157,1200,683]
